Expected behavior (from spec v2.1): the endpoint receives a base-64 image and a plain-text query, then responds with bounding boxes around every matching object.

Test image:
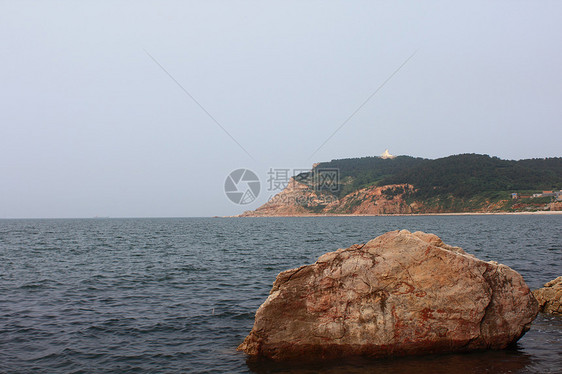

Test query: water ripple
[0,216,560,373]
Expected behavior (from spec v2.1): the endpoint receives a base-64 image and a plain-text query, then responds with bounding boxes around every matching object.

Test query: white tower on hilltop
[380,149,396,159]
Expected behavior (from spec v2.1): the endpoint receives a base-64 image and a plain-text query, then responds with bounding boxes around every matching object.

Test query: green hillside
[303,154,562,211]
[313,155,426,197]
[380,154,562,199]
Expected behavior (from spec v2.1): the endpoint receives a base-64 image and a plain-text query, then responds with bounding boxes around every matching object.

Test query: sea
[0,215,560,373]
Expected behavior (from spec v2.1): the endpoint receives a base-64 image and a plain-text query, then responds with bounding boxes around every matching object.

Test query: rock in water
[238,230,538,361]
[533,276,562,315]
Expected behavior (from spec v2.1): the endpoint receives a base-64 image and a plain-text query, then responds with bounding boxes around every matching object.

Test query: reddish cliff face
[238,176,554,216]
[327,184,415,215]
[239,179,415,217]
[239,178,330,217]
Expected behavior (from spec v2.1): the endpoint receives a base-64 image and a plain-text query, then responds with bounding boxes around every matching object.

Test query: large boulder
[238,230,538,361]
[533,276,562,314]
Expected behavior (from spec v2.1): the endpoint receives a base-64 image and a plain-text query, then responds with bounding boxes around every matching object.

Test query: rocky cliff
[239,178,511,217]
[240,179,415,216]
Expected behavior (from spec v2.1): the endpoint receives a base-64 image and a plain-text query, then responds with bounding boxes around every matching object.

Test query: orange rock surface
[238,230,538,361]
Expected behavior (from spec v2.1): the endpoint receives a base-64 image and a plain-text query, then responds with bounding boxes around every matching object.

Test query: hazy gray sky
[1,1,561,218]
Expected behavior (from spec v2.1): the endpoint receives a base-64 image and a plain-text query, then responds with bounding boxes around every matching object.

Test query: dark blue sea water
[0,216,561,373]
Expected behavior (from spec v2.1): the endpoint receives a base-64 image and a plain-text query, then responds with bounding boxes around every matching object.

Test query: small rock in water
[533,276,562,315]
[238,230,538,361]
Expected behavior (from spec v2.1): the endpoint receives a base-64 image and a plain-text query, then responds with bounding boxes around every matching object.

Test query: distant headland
[239,153,562,217]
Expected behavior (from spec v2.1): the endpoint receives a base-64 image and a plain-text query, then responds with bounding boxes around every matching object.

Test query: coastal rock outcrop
[325,184,414,215]
[239,180,415,217]
[238,230,538,361]
[240,178,330,217]
[532,276,562,314]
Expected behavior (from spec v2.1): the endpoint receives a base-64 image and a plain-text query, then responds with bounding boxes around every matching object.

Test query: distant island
[240,153,562,216]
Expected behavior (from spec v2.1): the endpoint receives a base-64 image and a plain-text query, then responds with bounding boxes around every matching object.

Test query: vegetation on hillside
[380,154,562,199]
[294,153,562,212]
[312,156,426,197]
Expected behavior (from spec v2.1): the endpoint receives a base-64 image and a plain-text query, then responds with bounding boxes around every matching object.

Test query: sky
[1,1,561,218]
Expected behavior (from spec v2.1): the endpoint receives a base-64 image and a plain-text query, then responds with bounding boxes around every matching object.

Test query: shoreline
[231,211,562,218]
